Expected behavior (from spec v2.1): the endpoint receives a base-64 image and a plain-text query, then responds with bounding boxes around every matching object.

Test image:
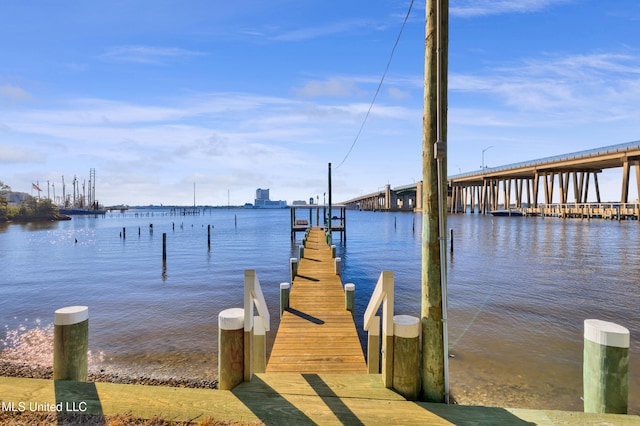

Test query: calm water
[1,208,638,413]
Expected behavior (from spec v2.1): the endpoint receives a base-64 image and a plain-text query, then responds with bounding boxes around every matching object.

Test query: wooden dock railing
[244,269,270,380]
[363,271,394,387]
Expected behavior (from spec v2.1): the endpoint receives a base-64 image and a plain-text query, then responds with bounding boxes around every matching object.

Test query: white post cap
[584,319,630,348]
[345,283,355,292]
[280,282,291,290]
[219,308,245,330]
[54,306,88,325]
[394,315,420,339]
[290,257,298,263]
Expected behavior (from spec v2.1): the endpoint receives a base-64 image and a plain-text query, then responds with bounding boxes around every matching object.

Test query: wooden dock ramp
[267,228,367,374]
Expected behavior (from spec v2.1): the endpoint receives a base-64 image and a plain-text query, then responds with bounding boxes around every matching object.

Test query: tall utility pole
[422,0,448,403]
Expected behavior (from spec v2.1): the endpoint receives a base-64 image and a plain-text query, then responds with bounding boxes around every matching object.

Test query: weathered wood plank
[2,375,638,425]
[267,228,367,374]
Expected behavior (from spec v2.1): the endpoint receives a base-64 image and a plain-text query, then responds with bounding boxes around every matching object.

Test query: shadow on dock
[284,307,325,325]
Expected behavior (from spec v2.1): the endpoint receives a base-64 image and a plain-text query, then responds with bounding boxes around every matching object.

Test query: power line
[335,0,415,169]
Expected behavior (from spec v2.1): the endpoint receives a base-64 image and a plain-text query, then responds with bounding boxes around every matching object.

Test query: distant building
[255,188,270,202]
[292,200,307,206]
[7,192,29,206]
[254,188,287,208]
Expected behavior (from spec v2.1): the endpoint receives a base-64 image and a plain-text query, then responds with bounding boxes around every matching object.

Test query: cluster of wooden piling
[118,222,218,266]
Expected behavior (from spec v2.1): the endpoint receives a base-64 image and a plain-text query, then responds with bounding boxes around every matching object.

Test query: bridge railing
[363,270,394,387]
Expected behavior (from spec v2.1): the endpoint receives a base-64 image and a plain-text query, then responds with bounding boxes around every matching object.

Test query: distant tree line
[0,181,65,222]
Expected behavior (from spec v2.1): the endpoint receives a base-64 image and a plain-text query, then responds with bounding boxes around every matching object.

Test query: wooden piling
[450,228,453,253]
[298,244,304,259]
[162,233,167,262]
[53,306,89,381]
[289,258,298,282]
[280,282,290,318]
[335,257,341,275]
[344,283,354,315]
[393,315,421,401]
[583,319,630,414]
[122,227,126,239]
[208,224,211,248]
[331,245,336,258]
[218,308,244,390]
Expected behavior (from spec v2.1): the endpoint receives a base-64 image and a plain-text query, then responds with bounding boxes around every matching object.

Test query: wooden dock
[267,228,366,373]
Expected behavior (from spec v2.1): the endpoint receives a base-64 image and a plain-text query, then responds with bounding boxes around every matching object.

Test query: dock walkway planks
[266,227,367,374]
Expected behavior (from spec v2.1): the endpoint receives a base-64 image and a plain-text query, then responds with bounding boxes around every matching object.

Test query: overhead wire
[335,0,415,169]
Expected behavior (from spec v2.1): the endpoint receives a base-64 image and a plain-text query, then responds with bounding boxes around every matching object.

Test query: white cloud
[450,51,640,124]
[451,0,573,17]
[101,46,206,64]
[270,19,375,42]
[387,86,411,100]
[0,143,41,164]
[294,77,366,98]
[0,85,32,101]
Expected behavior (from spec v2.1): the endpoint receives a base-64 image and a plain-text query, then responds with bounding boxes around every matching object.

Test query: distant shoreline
[0,214,71,224]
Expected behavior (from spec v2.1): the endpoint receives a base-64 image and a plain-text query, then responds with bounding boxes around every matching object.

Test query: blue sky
[1,0,639,206]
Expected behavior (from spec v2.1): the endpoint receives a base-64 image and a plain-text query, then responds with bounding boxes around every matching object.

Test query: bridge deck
[266,228,366,374]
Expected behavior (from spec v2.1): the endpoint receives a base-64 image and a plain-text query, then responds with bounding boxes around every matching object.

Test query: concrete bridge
[342,182,424,212]
[341,140,640,215]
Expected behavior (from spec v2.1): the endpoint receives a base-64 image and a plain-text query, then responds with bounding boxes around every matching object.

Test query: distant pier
[290,205,346,242]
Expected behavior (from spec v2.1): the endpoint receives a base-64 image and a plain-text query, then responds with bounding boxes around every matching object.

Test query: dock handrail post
[243,269,270,382]
[253,316,266,374]
[280,282,290,318]
[53,306,89,381]
[363,271,395,387]
[367,316,381,374]
[290,258,298,282]
[583,319,629,414]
